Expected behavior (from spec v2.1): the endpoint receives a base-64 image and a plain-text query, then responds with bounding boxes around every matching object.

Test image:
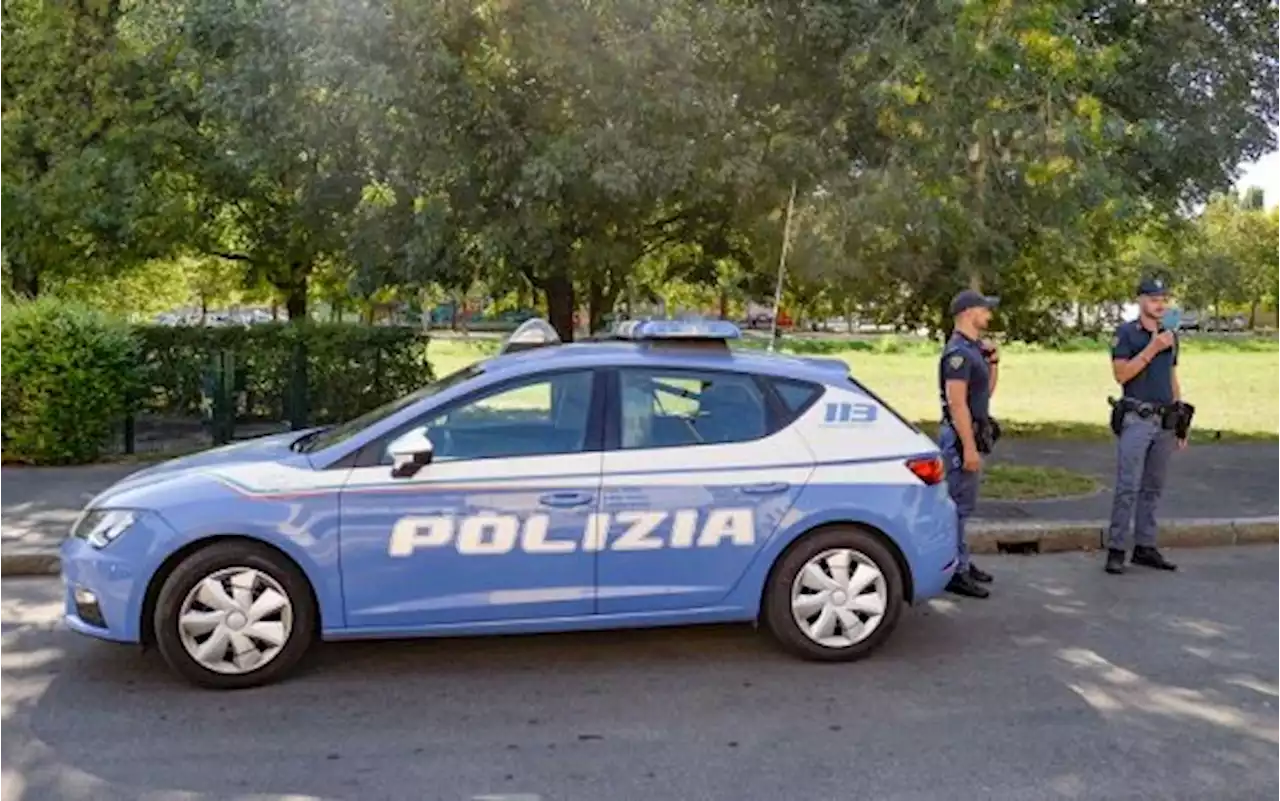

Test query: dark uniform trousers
[938,423,979,570]
[1106,411,1176,550]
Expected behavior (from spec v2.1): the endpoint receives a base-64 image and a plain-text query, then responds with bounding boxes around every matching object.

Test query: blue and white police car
[62,319,958,688]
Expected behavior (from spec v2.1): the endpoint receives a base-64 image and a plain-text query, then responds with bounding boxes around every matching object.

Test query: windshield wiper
[289,428,329,453]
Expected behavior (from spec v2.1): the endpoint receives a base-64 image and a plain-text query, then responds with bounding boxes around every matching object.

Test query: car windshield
[297,363,485,453]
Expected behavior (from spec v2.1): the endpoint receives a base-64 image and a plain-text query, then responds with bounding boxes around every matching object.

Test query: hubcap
[178,567,294,675]
[790,548,888,648]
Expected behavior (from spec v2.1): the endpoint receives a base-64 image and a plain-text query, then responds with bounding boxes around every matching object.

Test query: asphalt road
[3,547,1277,801]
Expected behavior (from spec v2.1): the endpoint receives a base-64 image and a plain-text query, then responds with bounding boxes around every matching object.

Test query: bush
[133,323,433,426]
[2,298,140,464]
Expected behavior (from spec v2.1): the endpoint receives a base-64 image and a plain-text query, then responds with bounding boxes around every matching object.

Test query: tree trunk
[285,282,307,322]
[718,288,729,320]
[200,295,208,325]
[587,278,606,335]
[1249,300,1259,330]
[939,294,954,341]
[544,273,576,342]
[10,265,39,297]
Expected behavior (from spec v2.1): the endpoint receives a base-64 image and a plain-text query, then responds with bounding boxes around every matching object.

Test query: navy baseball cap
[949,289,999,316]
[1137,276,1170,297]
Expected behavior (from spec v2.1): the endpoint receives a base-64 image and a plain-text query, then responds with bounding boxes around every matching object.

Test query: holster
[1107,397,1125,437]
[1163,401,1195,438]
[974,417,1001,454]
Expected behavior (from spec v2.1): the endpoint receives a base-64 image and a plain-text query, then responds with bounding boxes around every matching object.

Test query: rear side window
[769,378,823,424]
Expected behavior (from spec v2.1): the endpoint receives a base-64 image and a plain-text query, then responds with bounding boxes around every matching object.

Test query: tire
[153,540,317,689]
[762,527,905,662]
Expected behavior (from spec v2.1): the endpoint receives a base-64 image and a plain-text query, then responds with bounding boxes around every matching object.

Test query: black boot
[1104,549,1126,575]
[968,563,993,583]
[946,571,990,599]
[1132,545,1177,571]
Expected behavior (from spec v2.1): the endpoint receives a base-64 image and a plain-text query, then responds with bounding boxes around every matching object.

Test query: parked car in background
[1203,314,1248,332]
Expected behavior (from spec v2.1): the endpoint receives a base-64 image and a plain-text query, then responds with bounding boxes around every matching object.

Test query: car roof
[477,340,852,385]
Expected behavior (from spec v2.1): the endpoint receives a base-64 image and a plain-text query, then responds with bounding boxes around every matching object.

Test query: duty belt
[1109,397,1194,438]
[1117,398,1171,419]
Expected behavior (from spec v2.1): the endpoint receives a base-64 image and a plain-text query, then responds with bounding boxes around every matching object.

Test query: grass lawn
[844,349,1277,440]
[427,338,1278,440]
[981,464,1100,501]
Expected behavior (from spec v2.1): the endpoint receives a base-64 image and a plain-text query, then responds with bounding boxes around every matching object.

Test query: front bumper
[59,514,174,644]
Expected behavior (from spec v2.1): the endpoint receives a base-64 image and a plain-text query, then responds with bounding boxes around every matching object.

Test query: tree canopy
[4,0,1277,339]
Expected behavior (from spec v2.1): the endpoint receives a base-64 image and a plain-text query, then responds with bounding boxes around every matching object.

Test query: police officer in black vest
[1104,277,1188,575]
[938,289,1001,599]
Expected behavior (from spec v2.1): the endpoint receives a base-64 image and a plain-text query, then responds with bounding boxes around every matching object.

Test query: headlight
[72,510,138,549]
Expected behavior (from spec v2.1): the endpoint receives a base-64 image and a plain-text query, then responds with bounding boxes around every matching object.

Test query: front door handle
[738,482,790,495]
[538,491,594,508]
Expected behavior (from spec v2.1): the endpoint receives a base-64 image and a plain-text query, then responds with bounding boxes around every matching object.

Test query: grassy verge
[981,464,1101,501]
[426,337,1279,441]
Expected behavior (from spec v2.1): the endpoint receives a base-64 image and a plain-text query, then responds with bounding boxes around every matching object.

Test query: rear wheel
[762,527,905,662]
[153,541,316,689]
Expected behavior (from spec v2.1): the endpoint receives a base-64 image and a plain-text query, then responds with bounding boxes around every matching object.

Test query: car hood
[89,431,318,509]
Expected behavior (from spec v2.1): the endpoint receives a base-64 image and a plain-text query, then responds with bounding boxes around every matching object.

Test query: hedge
[2,298,141,464]
[1,313,436,464]
[134,323,434,426]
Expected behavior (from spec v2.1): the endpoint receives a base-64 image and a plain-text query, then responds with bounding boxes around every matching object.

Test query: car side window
[618,368,769,450]
[382,370,595,464]
[769,378,822,424]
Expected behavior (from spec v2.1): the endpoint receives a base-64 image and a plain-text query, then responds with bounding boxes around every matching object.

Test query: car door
[338,368,604,631]
[595,367,816,614]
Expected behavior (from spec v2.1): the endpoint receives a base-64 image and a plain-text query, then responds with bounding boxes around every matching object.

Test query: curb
[3,518,1276,578]
[1,552,62,578]
[968,516,1278,555]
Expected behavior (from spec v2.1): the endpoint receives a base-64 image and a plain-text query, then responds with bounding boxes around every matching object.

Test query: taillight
[906,455,946,485]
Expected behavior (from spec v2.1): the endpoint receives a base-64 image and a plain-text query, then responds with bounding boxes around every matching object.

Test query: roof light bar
[500,318,561,354]
[612,319,742,341]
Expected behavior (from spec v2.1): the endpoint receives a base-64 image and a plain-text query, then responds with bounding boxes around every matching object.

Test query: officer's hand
[962,448,982,472]
[1177,437,1188,451]
[1151,330,1176,352]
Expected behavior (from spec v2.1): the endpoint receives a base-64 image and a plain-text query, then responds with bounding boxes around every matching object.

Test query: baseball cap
[949,289,999,316]
[1137,276,1170,297]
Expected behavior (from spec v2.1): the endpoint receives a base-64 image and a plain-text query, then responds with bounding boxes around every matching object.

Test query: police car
[62,319,958,688]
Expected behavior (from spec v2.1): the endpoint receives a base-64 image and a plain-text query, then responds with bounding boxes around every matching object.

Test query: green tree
[1,0,200,296]
[167,0,406,319]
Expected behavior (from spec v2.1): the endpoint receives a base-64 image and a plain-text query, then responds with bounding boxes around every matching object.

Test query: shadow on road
[3,548,1277,801]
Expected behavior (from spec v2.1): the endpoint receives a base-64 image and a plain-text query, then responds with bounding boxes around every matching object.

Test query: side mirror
[388,428,434,478]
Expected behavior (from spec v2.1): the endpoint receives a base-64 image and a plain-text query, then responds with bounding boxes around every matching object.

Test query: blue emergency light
[612,319,742,341]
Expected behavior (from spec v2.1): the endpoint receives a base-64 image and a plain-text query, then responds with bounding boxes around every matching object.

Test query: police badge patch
[948,354,964,370]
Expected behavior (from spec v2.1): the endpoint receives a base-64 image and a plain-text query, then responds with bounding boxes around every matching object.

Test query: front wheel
[762,527,905,662]
[153,541,317,689]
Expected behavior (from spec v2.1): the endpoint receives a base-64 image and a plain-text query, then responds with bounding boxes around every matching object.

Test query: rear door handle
[538,491,594,508]
[738,482,790,495]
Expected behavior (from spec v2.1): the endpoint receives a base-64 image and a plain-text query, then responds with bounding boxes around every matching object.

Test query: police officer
[938,289,1000,599]
[1104,277,1184,575]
